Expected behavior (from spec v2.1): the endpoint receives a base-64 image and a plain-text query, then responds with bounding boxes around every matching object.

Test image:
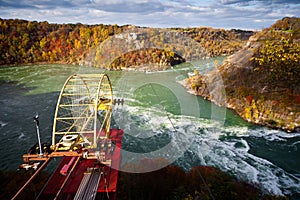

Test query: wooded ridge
[0,18,253,69]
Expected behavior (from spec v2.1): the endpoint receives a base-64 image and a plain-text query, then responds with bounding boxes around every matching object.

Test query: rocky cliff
[182,17,300,132]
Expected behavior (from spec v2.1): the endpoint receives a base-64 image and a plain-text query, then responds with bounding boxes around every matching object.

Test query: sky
[0,0,299,30]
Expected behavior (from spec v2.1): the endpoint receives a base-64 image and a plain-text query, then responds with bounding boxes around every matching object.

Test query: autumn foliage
[109,48,185,70]
[0,18,252,69]
[0,19,123,65]
[184,17,300,132]
[252,30,300,92]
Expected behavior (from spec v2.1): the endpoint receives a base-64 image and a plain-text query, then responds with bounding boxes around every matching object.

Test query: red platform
[40,129,123,199]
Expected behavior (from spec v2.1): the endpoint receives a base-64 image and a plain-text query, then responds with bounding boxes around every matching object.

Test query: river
[0,59,299,198]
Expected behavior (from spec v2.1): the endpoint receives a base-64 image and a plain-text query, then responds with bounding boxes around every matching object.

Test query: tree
[252,32,300,93]
[39,37,47,49]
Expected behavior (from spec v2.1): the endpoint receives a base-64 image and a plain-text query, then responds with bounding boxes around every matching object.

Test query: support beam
[11,158,52,200]
[54,156,81,200]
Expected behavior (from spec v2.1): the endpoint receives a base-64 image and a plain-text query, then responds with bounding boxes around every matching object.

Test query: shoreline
[178,79,300,133]
[2,61,299,133]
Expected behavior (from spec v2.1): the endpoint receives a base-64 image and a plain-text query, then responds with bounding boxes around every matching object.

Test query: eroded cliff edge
[181,17,300,132]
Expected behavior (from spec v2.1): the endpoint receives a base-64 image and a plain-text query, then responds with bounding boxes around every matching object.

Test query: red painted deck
[40,129,123,199]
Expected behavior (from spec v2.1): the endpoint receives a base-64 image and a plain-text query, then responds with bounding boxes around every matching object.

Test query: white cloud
[0,0,299,29]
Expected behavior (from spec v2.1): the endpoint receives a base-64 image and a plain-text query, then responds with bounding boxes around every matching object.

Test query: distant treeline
[0,18,253,68]
[0,19,123,65]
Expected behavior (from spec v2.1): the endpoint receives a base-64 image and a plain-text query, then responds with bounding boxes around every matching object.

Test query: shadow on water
[1,64,300,198]
[0,81,58,170]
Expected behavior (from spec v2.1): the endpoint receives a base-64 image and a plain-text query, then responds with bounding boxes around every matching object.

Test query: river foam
[1,64,299,197]
[113,95,300,196]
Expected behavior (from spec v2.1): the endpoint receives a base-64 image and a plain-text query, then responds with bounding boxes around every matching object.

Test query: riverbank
[180,17,300,133]
[179,78,300,132]
[1,63,299,197]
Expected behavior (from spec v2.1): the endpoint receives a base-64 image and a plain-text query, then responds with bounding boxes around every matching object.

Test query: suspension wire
[104,166,110,199]
[54,156,81,200]
[170,63,217,200]
[104,61,214,199]
[149,83,177,131]
[148,82,215,200]
[35,158,62,200]
[19,69,114,200]
[12,158,52,200]
[186,151,215,200]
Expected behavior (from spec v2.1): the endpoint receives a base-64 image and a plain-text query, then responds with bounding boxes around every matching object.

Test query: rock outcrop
[182,17,300,132]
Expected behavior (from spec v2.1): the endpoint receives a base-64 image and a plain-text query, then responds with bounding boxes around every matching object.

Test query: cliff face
[183,17,300,132]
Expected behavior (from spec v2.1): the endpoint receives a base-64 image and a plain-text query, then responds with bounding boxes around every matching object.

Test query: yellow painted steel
[52,74,113,150]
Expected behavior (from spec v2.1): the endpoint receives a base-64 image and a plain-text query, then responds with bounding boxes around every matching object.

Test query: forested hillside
[0,19,124,65]
[0,18,253,69]
[183,17,300,132]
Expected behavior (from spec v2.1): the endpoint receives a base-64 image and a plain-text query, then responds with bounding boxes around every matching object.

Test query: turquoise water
[0,61,299,197]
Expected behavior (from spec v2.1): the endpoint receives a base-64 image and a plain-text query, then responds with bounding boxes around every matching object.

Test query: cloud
[0,0,34,8]
[0,0,299,29]
[269,0,300,4]
[0,0,166,13]
[220,0,300,6]
[220,0,248,4]
[0,0,81,10]
[90,0,166,13]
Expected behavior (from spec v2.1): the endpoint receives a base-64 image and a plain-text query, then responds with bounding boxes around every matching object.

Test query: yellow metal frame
[52,74,113,149]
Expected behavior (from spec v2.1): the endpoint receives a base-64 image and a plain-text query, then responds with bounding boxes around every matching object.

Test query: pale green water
[0,61,299,197]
